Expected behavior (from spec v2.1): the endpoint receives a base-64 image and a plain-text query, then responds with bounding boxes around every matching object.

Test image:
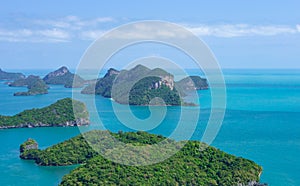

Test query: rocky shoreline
[0,118,90,129]
[242,181,268,186]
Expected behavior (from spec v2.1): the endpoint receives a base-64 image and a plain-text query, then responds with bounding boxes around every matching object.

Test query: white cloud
[0,15,115,42]
[37,29,70,39]
[95,23,300,41]
[0,28,70,43]
[0,15,299,43]
[33,19,70,29]
[33,16,115,30]
[80,30,105,40]
[0,29,32,38]
[296,25,300,32]
[100,23,191,40]
[187,24,298,37]
[92,17,115,23]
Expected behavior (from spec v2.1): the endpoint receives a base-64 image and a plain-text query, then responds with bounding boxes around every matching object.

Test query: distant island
[2,65,207,102]
[0,98,89,129]
[43,66,85,88]
[1,66,86,96]
[20,130,264,185]
[0,68,25,80]
[82,64,208,106]
[177,75,209,91]
[9,75,49,96]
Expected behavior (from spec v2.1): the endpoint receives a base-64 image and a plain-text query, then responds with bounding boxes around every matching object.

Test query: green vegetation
[0,68,25,80]
[82,65,208,106]
[43,66,85,88]
[63,74,85,88]
[129,76,181,105]
[20,130,262,185]
[82,65,185,105]
[0,98,89,128]
[9,75,40,87]
[20,131,166,166]
[20,134,95,165]
[20,138,38,153]
[190,76,209,89]
[81,73,117,97]
[26,79,49,94]
[11,75,49,96]
[176,75,208,91]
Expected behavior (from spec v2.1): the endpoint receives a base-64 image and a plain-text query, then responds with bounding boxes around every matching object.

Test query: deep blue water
[0,69,300,185]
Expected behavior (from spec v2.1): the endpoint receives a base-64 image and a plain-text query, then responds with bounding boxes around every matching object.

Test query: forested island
[1,65,208,102]
[81,65,208,105]
[0,98,89,129]
[43,66,85,88]
[1,66,86,96]
[177,75,209,91]
[1,67,85,87]
[9,75,49,96]
[20,130,264,185]
[0,68,25,80]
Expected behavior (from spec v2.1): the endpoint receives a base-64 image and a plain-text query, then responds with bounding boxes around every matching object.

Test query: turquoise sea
[1,69,300,185]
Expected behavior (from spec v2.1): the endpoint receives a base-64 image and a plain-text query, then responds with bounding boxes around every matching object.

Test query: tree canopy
[0,98,89,128]
[20,130,262,185]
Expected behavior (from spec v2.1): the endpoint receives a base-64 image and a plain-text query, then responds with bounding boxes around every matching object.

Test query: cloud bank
[0,15,299,43]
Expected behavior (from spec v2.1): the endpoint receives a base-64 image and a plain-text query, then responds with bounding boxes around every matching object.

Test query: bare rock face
[81,64,207,106]
[160,75,175,90]
[42,66,85,88]
[149,75,175,90]
[44,66,69,79]
[62,118,90,127]
[238,181,268,186]
[104,68,120,78]
[20,138,38,153]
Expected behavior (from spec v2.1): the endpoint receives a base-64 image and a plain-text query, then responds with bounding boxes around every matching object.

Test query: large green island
[20,130,265,185]
[82,64,208,106]
[0,98,89,129]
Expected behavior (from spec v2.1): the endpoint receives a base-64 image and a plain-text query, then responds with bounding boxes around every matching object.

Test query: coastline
[0,118,90,130]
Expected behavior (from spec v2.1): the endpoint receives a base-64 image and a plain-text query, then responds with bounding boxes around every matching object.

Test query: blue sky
[0,0,299,69]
